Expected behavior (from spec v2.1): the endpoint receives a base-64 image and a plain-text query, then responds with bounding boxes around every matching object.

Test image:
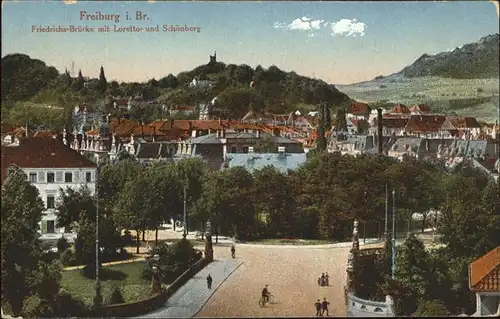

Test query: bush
[53,289,89,317]
[60,248,76,266]
[123,230,134,246]
[21,294,54,318]
[109,286,125,305]
[57,236,70,253]
[413,299,451,317]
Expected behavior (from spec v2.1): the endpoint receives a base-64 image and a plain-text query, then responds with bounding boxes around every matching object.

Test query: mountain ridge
[374,33,499,82]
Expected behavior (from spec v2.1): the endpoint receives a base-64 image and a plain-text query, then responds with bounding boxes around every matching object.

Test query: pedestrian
[317,277,321,286]
[320,273,325,286]
[322,298,330,316]
[315,299,322,316]
[231,244,236,258]
[206,274,212,289]
[325,272,329,286]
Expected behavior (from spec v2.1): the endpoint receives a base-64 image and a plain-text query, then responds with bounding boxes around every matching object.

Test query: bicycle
[258,293,274,307]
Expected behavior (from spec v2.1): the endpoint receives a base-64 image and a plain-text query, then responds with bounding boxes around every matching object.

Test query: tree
[334,108,348,133]
[72,70,84,91]
[115,170,154,253]
[144,162,182,244]
[413,299,451,317]
[252,166,295,237]
[98,65,107,93]
[1,168,48,316]
[56,186,124,270]
[316,102,331,152]
[97,160,141,211]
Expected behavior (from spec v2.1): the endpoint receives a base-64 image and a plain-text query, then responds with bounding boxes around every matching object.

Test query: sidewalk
[63,255,145,271]
[137,258,243,318]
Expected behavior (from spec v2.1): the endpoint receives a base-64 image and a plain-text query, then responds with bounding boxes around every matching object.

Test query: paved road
[137,258,243,318]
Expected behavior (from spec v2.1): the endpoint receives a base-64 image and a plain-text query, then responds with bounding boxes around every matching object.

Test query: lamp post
[391,189,396,280]
[384,183,388,237]
[183,184,187,239]
[93,167,102,309]
[151,254,161,294]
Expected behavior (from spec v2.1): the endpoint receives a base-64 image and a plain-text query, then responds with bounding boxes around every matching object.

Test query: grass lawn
[61,261,156,306]
[243,239,336,245]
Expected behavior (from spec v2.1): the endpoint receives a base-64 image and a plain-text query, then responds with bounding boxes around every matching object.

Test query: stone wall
[347,293,394,317]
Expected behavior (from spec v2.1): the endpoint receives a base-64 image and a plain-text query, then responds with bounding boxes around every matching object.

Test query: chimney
[377,108,383,155]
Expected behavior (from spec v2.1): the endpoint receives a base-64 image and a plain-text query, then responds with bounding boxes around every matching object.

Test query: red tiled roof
[1,123,15,134]
[469,246,500,293]
[449,116,481,129]
[375,116,410,128]
[347,101,370,116]
[392,104,410,114]
[33,130,58,138]
[405,114,447,133]
[1,137,96,182]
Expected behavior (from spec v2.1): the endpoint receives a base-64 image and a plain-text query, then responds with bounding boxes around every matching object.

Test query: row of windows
[28,171,93,184]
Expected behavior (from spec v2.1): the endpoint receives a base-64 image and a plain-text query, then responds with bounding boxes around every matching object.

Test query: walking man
[321,298,330,316]
[231,244,236,258]
[315,299,322,316]
[206,274,213,289]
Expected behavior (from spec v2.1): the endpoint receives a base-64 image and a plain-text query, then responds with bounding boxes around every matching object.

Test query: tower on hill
[209,51,217,64]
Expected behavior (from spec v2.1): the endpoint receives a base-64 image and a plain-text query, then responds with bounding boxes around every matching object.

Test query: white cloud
[330,18,366,37]
[274,16,325,33]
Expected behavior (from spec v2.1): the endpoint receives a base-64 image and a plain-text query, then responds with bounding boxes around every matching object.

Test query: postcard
[1,1,499,318]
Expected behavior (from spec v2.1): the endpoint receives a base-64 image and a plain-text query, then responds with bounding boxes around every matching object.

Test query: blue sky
[2,1,499,84]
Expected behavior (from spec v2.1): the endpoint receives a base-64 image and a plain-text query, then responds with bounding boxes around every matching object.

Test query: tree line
[2,53,351,128]
[2,152,498,317]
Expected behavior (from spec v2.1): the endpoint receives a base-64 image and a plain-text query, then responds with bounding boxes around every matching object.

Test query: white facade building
[2,136,97,242]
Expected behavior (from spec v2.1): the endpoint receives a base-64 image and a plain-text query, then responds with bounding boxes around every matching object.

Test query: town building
[225,152,307,173]
[469,246,500,317]
[1,136,97,242]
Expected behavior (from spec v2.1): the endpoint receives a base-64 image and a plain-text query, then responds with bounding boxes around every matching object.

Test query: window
[243,146,249,153]
[46,196,55,209]
[47,172,55,183]
[231,146,236,153]
[64,172,73,183]
[29,173,37,183]
[86,172,92,183]
[46,220,55,234]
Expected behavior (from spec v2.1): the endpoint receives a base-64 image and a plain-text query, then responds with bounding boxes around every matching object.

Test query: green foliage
[2,54,350,123]
[413,299,451,317]
[1,168,46,316]
[143,240,202,284]
[98,66,108,93]
[60,248,76,267]
[5,101,68,130]
[52,289,89,317]
[108,286,125,305]
[57,236,70,253]
[1,54,59,102]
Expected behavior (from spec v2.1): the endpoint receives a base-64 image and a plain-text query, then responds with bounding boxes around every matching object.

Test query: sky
[2,1,499,85]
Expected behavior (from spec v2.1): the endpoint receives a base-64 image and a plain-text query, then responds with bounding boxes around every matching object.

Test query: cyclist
[261,285,270,303]
[231,244,236,258]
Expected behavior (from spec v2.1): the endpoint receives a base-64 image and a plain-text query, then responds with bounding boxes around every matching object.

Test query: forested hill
[394,33,499,79]
[1,53,351,120]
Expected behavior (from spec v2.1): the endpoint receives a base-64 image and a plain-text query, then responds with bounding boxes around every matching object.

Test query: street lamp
[183,184,187,239]
[93,167,102,309]
[384,183,388,238]
[391,189,396,280]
